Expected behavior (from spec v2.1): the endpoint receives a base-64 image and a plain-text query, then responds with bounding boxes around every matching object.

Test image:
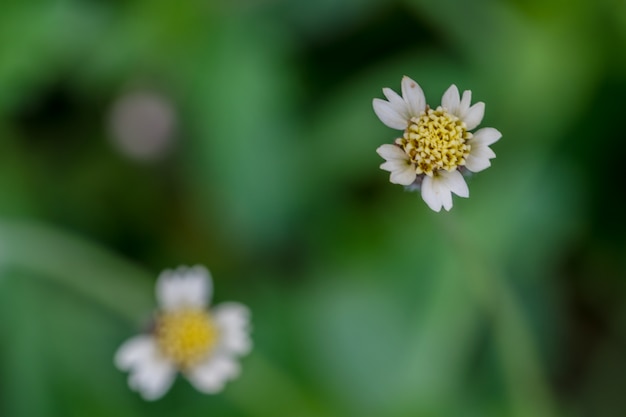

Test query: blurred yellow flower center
[155,309,218,368]
[397,107,470,176]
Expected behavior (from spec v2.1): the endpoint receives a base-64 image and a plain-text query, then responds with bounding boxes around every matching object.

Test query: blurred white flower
[115,266,252,400]
[374,76,502,212]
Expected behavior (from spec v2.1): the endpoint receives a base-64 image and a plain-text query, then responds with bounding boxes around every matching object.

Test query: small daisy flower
[115,266,252,400]
[374,76,502,212]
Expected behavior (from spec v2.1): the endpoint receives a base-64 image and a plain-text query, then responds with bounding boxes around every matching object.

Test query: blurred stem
[439,215,559,417]
[492,280,558,417]
[0,219,154,324]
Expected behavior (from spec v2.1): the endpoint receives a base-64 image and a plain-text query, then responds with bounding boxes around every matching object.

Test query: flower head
[374,76,502,212]
[115,266,252,400]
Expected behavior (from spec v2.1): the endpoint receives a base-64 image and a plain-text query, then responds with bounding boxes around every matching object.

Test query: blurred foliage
[0,0,625,416]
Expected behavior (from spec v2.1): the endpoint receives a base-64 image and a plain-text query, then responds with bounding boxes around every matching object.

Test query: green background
[0,0,625,416]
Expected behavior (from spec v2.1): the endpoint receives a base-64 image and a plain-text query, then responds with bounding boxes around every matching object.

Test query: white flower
[115,266,252,400]
[374,76,502,212]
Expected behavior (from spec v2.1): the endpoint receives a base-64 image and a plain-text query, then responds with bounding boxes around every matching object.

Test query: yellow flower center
[396,107,471,176]
[155,309,218,368]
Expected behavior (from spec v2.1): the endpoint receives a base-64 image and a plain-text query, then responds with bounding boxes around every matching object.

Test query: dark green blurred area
[0,0,625,416]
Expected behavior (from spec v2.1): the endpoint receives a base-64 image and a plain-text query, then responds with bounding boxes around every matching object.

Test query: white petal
[129,356,176,401]
[421,171,468,212]
[186,356,241,394]
[459,90,472,115]
[389,164,417,185]
[213,302,252,356]
[382,88,410,120]
[401,76,426,117]
[466,128,499,172]
[438,170,469,198]
[469,144,496,160]
[380,160,407,172]
[440,186,453,211]
[376,144,415,185]
[441,84,461,115]
[463,102,485,130]
[376,144,407,161]
[471,127,502,147]
[115,335,157,371]
[373,99,408,130]
[115,336,176,400]
[421,176,444,212]
[156,265,212,311]
[464,153,491,172]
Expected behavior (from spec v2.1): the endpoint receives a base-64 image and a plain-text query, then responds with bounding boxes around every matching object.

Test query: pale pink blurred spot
[108,91,177,161]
